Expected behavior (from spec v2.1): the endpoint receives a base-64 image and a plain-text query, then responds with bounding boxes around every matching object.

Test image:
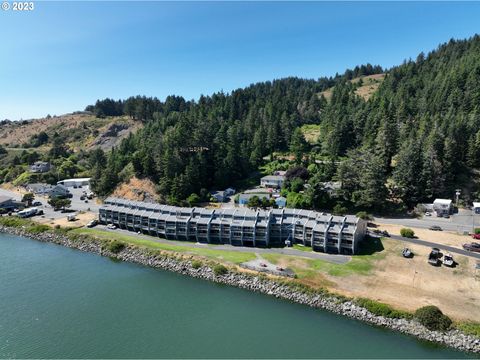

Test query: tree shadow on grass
[357,235,384,256]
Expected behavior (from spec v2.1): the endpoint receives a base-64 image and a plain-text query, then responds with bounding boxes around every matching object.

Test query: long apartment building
[99,197,367,254]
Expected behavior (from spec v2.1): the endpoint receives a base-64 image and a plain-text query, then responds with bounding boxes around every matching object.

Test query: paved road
[98,225,350,264]
[376,209,479,234]
[389,234,480,260]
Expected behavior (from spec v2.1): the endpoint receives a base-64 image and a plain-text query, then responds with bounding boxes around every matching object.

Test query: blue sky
[1,1,480,120]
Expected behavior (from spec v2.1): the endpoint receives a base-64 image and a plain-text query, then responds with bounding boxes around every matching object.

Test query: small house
[433,199,453,216]
[238,193,271,207]
[211,191,226,203]
[26,183,54,195]
[30,161,51,173]
[0,195,16,210]
[225,188,236,196]
[49,184,72,199]
[260,175,285,188]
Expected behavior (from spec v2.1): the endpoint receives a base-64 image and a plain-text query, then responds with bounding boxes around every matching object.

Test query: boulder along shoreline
[1,225,479,354]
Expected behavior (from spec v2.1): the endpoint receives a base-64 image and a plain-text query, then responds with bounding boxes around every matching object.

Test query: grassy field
[263,236,386,279]
[70,228,256,264]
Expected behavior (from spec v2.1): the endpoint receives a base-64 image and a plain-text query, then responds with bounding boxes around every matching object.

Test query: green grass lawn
[262,237,388,278]
[70,228,256,264]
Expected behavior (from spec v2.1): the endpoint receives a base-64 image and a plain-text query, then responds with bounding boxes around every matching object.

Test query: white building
[260,175,285,188]
[433,199,453,216]
[57,178,91,188]
[473,202,480,214]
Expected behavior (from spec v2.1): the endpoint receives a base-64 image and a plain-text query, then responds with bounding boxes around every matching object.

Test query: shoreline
[1,225,479,354]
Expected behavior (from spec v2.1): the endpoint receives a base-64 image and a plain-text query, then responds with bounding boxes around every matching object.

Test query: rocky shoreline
[1,225,479,354]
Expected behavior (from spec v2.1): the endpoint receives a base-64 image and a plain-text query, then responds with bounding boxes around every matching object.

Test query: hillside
[0,113,142,151]
[319,73,385,101]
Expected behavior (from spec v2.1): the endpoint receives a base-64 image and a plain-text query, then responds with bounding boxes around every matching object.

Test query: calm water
[0,233,473,359]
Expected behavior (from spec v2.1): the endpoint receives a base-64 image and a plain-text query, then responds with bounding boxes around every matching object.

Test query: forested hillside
[86,35,480,210]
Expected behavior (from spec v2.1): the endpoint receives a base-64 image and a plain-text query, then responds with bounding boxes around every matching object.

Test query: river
[0,233,473,358]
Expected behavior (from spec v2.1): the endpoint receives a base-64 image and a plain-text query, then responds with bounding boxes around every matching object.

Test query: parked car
[381,230,390,237]
[32,201,42,206]
[471,233,480,240]
[442,214,450,219]
[429,225,442,231]
[80,195,86,200]
[463,242,480,252]
[86,219,98,228]
[425,212,432,217]
[107,224,117,230]
[443,253,454,267]
[428,248,441,266]
[402,248,412,258]
[67,214,76,221]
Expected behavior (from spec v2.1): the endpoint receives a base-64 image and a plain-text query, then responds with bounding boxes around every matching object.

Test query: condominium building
[99,197,367,255]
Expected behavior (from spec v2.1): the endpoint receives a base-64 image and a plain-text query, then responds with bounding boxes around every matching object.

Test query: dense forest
[84,36,480,211]
[3,35,480,213]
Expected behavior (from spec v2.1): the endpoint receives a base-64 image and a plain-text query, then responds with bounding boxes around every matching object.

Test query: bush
[355,298,412,319]
[356,211,373,221]
[191,260,202,269]
[0,217,30,228]
[333,204,348,216]
[400,228,415,238]
[27,224,50,234]
[475,228,480,235]
[107,240,125,254]
[415,306,452,331]
[212,264,228,276]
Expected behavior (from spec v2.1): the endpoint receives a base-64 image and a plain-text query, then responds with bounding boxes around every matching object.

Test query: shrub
[191,260,202,269]
[356,298,412,319]
[212,264,228,276]
[333,204,348,216]
[475,228,480,235]
[27,224,50,234]
[356,211,373,221]
[400,228,415,238]
[108,240,125,254]
[415,306,452,331]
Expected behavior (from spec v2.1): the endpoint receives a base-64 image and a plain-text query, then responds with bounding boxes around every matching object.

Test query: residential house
[26,183,54,195]
[48,184,72,199]
[322,181,342,197]
[211,191,226,203]
[238,193,271,207]
[225,188,236,196]
[30,161,51,173]
[0,195,16,210]
[433,199,453,216]
[260,175,285,188]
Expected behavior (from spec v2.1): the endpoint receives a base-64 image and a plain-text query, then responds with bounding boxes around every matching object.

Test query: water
[0,233,473,359]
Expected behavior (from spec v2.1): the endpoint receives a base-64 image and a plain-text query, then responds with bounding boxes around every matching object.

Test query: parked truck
[428,248,441,266]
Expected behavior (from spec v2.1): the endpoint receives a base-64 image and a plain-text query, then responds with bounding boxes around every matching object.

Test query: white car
[107,224,117,230]
[425,212,431,216]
